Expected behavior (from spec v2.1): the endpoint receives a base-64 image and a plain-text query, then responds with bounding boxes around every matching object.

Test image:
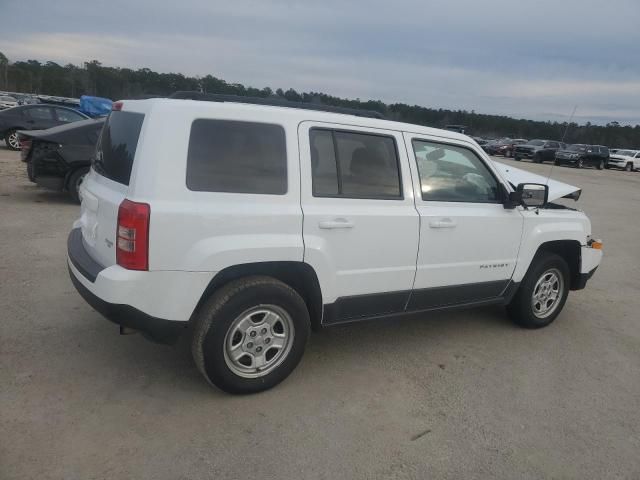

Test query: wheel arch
[535,240,582,290]
[192,261,323,331]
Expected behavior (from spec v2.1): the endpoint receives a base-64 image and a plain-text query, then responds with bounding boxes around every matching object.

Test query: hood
[492,161,582,201]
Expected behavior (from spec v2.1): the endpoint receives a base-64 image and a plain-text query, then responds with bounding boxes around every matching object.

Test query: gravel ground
[1,145,639,479]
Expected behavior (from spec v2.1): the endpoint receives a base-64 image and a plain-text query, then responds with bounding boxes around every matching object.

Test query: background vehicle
[19,118,104,203]
[607,149,639,172]
[483,138,528,157]
[67,95,602,394]
[554,144,610,169]
[0,95,18,110]
[0,104,89,150]
[514,139,564,163]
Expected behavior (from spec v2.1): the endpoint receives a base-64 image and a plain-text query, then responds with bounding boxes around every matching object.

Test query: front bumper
[572,244,602,290]
[67,228,211,343]
[515,150,534,158]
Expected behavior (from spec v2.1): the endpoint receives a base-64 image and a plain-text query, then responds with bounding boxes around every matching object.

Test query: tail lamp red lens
[116,199,150,270]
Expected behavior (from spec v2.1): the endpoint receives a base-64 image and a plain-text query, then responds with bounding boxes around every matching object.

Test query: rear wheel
[534,153,543,163]
[5,129,20,150]
[514,156,522,161]
[577,158,584,169]
[554,159,560,166]
[192,276,310,394]
[507,252,570,329]
[597,159,604,170]
[67,167,89,204]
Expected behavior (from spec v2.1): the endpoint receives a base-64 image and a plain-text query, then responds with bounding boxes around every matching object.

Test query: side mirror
[517,183,548,208]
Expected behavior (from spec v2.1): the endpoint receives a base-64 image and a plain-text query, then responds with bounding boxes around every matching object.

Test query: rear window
[94,111,145,185]
[186,119,287,194]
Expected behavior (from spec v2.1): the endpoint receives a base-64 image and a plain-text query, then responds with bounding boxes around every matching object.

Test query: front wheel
[597,159,604,170]
[514,156,522,161]
[5,129,20,150]
[507,253,570,328]
[192,276,310,394]
[625,162,633,172]
[577,158,584,169]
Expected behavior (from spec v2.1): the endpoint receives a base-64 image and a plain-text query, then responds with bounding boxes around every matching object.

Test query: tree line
[1,52,639,148]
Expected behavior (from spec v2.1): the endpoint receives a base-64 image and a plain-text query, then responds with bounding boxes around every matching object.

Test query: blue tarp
[79,95,113,117]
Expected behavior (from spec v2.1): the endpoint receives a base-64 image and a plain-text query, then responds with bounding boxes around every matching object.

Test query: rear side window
[94,111,145,185]
[186,120,287,194]
[310,128,402,199]
[27,107,54,120]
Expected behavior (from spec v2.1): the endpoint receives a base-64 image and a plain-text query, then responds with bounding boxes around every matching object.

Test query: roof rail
[168,91,386,119]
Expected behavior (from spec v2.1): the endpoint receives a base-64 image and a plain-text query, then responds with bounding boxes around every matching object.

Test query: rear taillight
[112,101,123,111]
[116,199,150,271]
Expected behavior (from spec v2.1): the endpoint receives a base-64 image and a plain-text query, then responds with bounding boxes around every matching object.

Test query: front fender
[512,212,589,282]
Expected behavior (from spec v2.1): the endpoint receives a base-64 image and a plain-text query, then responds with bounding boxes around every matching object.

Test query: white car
[67,95,603,394]
[0,95,18,110]
[607,149,640,172]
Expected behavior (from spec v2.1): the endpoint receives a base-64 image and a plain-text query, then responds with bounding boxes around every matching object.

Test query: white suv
[67,94,602,394]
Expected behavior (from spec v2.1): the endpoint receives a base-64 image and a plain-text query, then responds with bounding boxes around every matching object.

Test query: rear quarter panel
[131,102,304,272]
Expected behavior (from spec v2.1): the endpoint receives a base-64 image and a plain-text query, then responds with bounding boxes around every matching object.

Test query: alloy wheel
[223,305,295,378]
[531,268,564,319]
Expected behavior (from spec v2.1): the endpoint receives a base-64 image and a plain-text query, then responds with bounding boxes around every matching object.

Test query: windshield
[616,150,636,156]
[567,144,587,152]
[528,140,545,146]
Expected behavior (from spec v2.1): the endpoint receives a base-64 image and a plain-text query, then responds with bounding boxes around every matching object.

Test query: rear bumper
[67,228,212,343]
[68,267,186,344]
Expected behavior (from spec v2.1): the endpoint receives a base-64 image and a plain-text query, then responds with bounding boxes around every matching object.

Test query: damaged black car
[19,118,104,203]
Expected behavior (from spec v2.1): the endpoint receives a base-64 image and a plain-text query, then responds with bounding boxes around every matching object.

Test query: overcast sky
[1,0,639,125]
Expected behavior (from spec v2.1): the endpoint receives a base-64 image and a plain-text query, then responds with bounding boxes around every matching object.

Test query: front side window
[412,139,500,203]
[187,120,287,194]
[310,128,401,199]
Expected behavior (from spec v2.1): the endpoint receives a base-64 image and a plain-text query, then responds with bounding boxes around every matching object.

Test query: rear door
[403,133,523,309]
[299,122,419,323]
[78,109,145,267]
[25,106,57,130]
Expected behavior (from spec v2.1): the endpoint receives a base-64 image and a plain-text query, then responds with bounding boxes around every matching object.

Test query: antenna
[546,105,577,185]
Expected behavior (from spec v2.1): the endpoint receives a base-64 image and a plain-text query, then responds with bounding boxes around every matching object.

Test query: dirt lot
[1,145,639,479]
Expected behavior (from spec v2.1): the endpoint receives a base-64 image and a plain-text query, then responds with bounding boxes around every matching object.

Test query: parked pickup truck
[514,139,564,163]
[67,94,603,394]
[607,149,639,172]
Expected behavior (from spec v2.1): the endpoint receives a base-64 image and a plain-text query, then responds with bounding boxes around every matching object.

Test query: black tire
[192,276,310,394]
[507,252,570,329]
[4,129,20,150]
[506,150,512,158]
[514,156,522,161]
[67,168,89,204]
[533,153,543,163]
[26,161,35,182]
[554,159,560,166]
[597,159,604,170]
[625,162,632,172]
[577,158,584,169]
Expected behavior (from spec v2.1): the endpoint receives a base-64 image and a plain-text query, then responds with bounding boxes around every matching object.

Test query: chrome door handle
[319,218,354,229]
[429,218,457,229]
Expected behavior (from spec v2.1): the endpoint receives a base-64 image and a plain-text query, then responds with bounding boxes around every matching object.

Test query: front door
[299,122,420,323]
[403,133,524,310]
